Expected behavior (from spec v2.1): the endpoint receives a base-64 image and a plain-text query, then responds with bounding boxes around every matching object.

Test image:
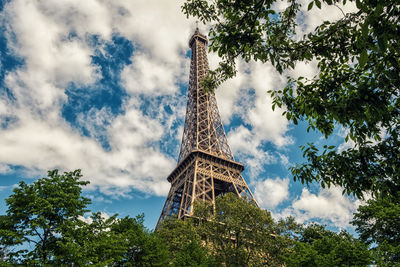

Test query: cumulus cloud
[0,0,370,232]
[121,53,186,96]
[227,125,276,178]
[79,211,111,225]
[254,177,290,209]
[0,0,186,196]
[0,163,12,174]
[215,73,246,124]
[336,127,356,153]
[0,184,17,192]
[277,153,291,168]
[300,0,358,34]
[0,0,305,200]
[277,186,363,228]
[0,104,175,196]
[213,60,294,178]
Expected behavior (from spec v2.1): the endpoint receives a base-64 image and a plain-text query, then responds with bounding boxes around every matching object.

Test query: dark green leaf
[358,49,368,67]
[315,0,321,9]
[307,2,314,10]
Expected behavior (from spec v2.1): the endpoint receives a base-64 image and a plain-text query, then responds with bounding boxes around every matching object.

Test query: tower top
[179,27,234,163]
[189,28,208,47]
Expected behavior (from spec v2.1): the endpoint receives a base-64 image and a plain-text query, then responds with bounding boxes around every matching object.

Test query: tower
[157,29,257,227]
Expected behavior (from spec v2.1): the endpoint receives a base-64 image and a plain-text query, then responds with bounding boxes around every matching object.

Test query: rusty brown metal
[156,29,257,228]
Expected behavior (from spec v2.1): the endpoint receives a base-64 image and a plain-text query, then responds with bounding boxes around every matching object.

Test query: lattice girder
[156,29,258,229]
[178,29,234,163]
[157,150,257,226]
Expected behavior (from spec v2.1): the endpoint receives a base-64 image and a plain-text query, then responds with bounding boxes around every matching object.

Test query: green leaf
[307,1,314,10]
[358,49,368,67]
[355,0,362,9]
[378,35,387,51]
[361,22,369,39]
[315,0,321,9]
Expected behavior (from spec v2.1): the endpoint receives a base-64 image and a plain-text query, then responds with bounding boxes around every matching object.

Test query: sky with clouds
[0,0,362,230]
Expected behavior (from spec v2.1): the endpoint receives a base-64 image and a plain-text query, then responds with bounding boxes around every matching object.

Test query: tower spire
[178,29,234,163]
[156,29,257,228]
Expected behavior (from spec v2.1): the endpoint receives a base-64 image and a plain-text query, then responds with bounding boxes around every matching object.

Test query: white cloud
[254,177,289,209]
[112,0,195,63]
[121,53,184,95]
[296,0,358,36]
[289,60,319,81]
[215,73,245,124]
[0,0,297,199]
[76,107,114,142]
[278,186,362,228]
[0,184,17,192]
[0,163,12,174]
[247,95,293,148]
[278,153,290,168]
[79,211,111,225]
[0,104,175,196]
[242,61,293,146]
[337,127,356,153]
[4,0,99,109]
[218,60,292,148]
[0,0,188,197]
[215,60,294,178]
[227,126,276,178]
[85,194,112,204]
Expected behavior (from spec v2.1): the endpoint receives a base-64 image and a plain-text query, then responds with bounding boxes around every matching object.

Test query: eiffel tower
[157,29,257,227]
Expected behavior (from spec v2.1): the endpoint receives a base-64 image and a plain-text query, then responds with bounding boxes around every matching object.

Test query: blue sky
[0,0,361,231]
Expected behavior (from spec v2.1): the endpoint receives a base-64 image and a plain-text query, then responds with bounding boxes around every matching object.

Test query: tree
[352,192,400,265]
[158,193,375,266]
[0,169,90,265]
[111,215,169,266]
[282,223,372,266]
[0,169,170,266]
[52,212,169,266]
[182,0,400,198]
[172,240,216,267]
[192,193,290,266]
[0,215,14,264]
[54,212,127,266]
[157,216,213,265]
[0,218,13,267]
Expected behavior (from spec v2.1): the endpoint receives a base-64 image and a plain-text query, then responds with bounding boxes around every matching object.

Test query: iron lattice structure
[157,29,257,227]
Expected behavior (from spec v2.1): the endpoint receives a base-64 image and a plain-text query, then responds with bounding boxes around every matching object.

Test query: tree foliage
[55,212,127,266]
[0,170,383,265]
[157,216,215,266]
[157,216,199,251]
[0,169,90,264]
[111,215,169,266]
[53,212,169,266]
[182,0,400,198]
[282,224,372,266]
[192,193,288,266]
[0,170,169,266]
[352,192,400,265]
[158,193,374,266]
[172,240,216,267]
